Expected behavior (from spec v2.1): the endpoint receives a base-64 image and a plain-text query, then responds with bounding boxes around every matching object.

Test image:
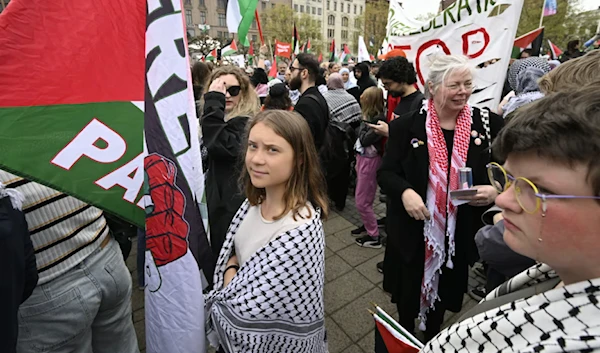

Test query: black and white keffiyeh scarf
[422,263,600,352]
[204,200,327,353]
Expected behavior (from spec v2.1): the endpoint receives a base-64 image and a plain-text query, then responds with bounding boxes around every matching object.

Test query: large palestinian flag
[0,1,213,352]
[0,0,146,226]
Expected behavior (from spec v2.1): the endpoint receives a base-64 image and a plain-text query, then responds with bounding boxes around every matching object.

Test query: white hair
[425,55,475,99]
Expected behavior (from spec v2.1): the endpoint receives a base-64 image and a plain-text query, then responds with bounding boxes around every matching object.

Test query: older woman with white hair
[377,55,504,340]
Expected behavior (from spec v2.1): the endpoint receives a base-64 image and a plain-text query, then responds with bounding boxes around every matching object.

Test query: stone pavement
[127,191,486,353]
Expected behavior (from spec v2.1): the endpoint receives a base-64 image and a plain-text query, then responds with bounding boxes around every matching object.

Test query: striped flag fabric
[206,48,218,61]
[329,39,337,62]
[304,38,312,53]
[221,40,238,57]
[340,43,351,63]
[512,27,544,58]
[293,24,300,55]
[372,306,423,353]
[547,39,563,59]
[226,0,259,46]
[1,1,215,352]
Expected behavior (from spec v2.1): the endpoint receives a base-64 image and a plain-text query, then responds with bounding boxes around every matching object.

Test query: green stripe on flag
[237,0,259,47]
[0,102,145,226]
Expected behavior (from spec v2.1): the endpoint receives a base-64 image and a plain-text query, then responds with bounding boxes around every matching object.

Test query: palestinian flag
[1,1,214,352]
[248,41,255,66]
[226,0,259,46]
[547,39,563,59]
[512,27,544,58]
[206,48,218,61]
[268,56,278,79]
[340,44,351,63]
[222,40,238,57]
[318,53,323,62]
[293,23,300,55]
[329,39,337,62]
[372,306,423,353]
[304,38,312,53]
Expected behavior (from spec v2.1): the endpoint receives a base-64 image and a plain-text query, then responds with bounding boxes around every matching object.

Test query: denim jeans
[16,237,139,353]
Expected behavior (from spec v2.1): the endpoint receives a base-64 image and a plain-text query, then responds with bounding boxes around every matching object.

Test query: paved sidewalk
[127,192,486,353]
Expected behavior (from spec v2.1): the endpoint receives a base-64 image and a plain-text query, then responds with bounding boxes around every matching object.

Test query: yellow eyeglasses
[487,162,600,214]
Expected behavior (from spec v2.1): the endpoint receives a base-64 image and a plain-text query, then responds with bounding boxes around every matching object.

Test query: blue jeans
[16,237,139,353]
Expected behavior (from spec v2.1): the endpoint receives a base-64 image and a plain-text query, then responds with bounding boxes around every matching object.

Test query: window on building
[328,15,335,25]
[354,4,357,14]
[312,7,316,14]
[342,30,348,39]
[262,1,266,9]
[217,31,224,38]
[355,18,361,29]
[342,17,348,27]
[252,34,258,43]
[318,7,322,15]
[184,0,191,5]
[271,3,275,8]
[360,5,363,14]
[318,20,322,28]
[199,0,205,6]
[334,2,337,11]
[346,4,349,12]
[294,4,298,11]
[200,11,207,24]
[300,5,304,12]
[185,9,193,26]
[328,29,335,38]
[252,19,257,29]
[327,0,330,10]
[217,0,226,9]
[218,13,226,26]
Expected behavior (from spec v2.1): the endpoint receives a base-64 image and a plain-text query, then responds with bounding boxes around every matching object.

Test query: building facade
[320,0,365,54]
[184,0,292,44]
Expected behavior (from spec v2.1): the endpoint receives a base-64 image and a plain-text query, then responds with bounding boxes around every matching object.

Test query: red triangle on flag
[514,27,544,49]
[547,39,563,59]
[230,40,238,51]
[318,53,323,62]
[268,57,278,79]
[375,320,420,353]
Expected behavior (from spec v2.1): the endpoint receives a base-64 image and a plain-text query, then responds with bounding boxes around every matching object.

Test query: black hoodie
[355,63,376,95]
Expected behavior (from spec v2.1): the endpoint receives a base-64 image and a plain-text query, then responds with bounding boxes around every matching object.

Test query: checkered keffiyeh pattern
[422,264,600,352]
[204,200,327,353]
[420,100,473,329]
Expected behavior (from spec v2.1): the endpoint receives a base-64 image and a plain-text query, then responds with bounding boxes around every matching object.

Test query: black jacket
[378,106,503,313]
[294,86,329,149]
[357,113,386,156]
[201,92,249,257]
[0,196,38,353]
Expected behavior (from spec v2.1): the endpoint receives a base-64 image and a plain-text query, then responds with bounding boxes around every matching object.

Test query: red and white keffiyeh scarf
[419,99,472,330]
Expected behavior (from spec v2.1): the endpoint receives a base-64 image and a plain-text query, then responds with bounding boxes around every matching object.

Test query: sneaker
[468,286,486,301]
[376,261,384,273]
[377,217,386,228]
[355,235,382,249]
[351,225,367,236]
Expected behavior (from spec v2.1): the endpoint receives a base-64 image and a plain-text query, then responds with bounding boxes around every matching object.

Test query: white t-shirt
[234,202,315,267]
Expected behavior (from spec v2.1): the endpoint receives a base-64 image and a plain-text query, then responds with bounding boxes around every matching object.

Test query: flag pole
[539,0,547,28]
[254,9,265,45]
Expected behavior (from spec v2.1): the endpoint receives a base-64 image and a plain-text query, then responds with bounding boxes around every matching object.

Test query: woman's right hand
[402,189,430,221]
[209,77,227,95]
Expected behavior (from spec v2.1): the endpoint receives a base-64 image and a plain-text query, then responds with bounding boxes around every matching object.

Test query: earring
[538,237,543,243]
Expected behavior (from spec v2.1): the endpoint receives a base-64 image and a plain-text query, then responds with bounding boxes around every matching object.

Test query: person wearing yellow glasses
[421,83,600,352]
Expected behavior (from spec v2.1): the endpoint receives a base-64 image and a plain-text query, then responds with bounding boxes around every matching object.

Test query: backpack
[304,93,356,176]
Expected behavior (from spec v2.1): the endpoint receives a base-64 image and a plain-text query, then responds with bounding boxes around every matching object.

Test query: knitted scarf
[419,99,472,329]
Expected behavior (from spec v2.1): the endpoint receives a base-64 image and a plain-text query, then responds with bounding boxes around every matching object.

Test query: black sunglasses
[226,86,241,97]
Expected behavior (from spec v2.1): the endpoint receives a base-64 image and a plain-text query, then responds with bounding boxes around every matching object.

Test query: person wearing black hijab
[354,62,377,96]
[250,68,269,104]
